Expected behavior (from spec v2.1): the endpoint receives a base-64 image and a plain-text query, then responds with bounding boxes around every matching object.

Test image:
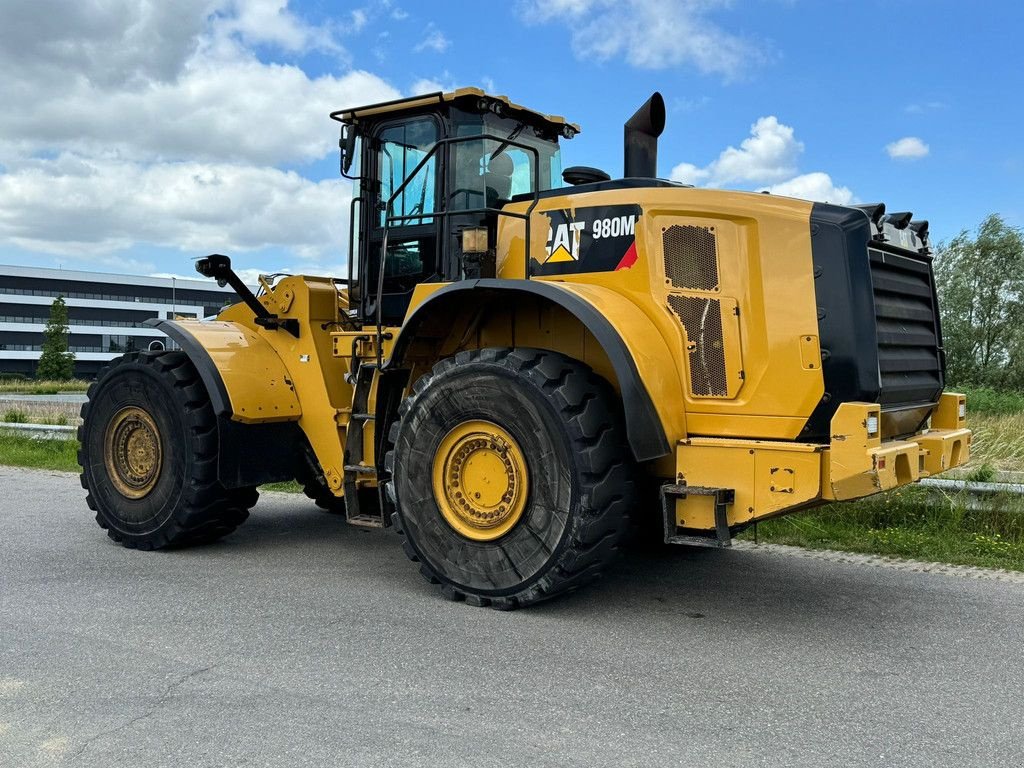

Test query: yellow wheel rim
[104,406,163,499]
[431,420,529,542]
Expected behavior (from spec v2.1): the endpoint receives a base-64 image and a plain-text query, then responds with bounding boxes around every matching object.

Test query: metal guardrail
[920,477,1024,497]
[0,422,77,440]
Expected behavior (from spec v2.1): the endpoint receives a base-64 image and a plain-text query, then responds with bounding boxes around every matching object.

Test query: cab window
[378,118,438,227]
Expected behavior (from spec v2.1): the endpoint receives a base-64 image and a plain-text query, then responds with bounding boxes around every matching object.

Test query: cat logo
[544,221,586,263]
[532,204,642,277]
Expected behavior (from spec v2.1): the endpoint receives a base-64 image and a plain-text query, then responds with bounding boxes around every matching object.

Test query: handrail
[374,133,543,364]
[348,194,362,304]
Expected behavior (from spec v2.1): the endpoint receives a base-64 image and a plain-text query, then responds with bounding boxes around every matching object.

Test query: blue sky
[0,0,1021,279]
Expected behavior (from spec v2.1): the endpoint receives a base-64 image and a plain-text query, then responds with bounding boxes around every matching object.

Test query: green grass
[0,430,80,472]
[260,480,303,493]
[1,405,77,426]
[967,412,1024,473]
[0,379,91,394]
[740,485,1024,572]
[962,387,1024,416]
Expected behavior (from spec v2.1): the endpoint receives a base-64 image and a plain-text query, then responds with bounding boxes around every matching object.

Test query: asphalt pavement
[1,466,1022,767]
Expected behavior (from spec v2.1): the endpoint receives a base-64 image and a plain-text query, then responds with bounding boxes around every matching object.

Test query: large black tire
[385,348,635,608]
[78,351,257,549]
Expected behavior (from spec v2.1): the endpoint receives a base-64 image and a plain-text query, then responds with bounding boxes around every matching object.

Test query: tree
[36,296,76,380]
[933,214,1024,389]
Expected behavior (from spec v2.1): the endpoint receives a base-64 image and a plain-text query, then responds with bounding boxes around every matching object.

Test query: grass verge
[0,430,80,472]
[0,379,91,395]
[739,484,1024,572]
[2,404,80,426]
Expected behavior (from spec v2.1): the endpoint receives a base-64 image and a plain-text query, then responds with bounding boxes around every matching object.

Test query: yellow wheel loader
[78,89,972,607]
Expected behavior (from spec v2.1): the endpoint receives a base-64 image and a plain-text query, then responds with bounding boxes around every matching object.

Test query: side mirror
[340,124,358,175]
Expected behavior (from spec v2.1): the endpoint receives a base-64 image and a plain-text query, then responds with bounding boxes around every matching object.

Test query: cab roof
[329,87,581,134]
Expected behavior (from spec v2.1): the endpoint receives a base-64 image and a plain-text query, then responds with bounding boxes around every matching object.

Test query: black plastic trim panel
[803,204,882,441]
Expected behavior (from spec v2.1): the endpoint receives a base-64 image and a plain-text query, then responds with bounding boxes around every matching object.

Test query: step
[346,514,385,529]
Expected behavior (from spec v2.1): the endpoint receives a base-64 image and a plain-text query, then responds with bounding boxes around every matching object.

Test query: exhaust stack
[624,92,666,178]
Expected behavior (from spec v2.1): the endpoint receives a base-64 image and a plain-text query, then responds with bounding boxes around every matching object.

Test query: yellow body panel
[671,397,972,532]
[498,188,825,443]
[169,319,301,423]
[673,438,823,530]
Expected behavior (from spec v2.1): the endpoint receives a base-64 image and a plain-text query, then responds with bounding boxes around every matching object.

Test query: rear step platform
[660,483,735,548]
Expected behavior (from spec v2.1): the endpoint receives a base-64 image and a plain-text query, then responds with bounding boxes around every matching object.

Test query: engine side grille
[663,225,719,291]
[869,248,943,406]
[668,295,728,396]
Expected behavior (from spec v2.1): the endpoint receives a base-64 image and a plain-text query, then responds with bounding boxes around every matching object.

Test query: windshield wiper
[489,123,526,161]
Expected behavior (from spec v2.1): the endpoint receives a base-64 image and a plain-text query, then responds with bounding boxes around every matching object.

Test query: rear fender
[385,279,685,462]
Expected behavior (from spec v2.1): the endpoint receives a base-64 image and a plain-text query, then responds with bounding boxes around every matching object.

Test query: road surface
[1,466,1021,767]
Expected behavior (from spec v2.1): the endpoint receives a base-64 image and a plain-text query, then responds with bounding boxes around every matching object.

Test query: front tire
[386,348,635,608]
[78,351,257,549]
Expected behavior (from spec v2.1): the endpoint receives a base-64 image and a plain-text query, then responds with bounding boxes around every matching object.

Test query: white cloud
[0,1,401,266]
[706,116,802,185]
[764,172,854,205]
[410,78,450,95]
[669,116,802,187]
[667,162,710,186]
[0,155,348,258]
[350,9,369,32]
[904,101,947,114]
[519,0,765,79]
[413,24,450,53]
[214,0,340,53]
[409,71,466,95]
[670,116,855,204]
[886,136,930,160]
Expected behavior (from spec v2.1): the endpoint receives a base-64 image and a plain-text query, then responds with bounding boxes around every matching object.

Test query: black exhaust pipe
[624,92,665,178]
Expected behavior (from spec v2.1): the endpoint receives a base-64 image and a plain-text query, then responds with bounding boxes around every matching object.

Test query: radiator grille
[668,295,728,396]
[869,248,943,406]
[663,225,719,290]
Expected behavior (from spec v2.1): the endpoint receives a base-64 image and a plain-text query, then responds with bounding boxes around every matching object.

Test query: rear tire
[385,348,635,608]
[78,351,257,549]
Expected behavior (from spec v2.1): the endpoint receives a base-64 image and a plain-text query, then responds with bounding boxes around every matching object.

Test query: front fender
[149,319,301,423]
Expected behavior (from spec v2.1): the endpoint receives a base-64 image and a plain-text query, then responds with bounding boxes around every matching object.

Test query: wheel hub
[104,406,163,499]
[432,420,529,541]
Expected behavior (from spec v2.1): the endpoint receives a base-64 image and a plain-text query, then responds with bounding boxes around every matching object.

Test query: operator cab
[330,88,578,325]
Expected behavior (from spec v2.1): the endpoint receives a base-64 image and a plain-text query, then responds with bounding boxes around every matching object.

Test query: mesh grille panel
[668,295,728,396]
[663,225,718,290]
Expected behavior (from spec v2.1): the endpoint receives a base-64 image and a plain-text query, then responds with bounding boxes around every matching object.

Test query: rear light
[866,415,879,436]
[958,402,966,419]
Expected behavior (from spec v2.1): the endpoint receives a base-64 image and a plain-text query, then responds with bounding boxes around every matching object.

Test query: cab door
[361,115,443,324]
